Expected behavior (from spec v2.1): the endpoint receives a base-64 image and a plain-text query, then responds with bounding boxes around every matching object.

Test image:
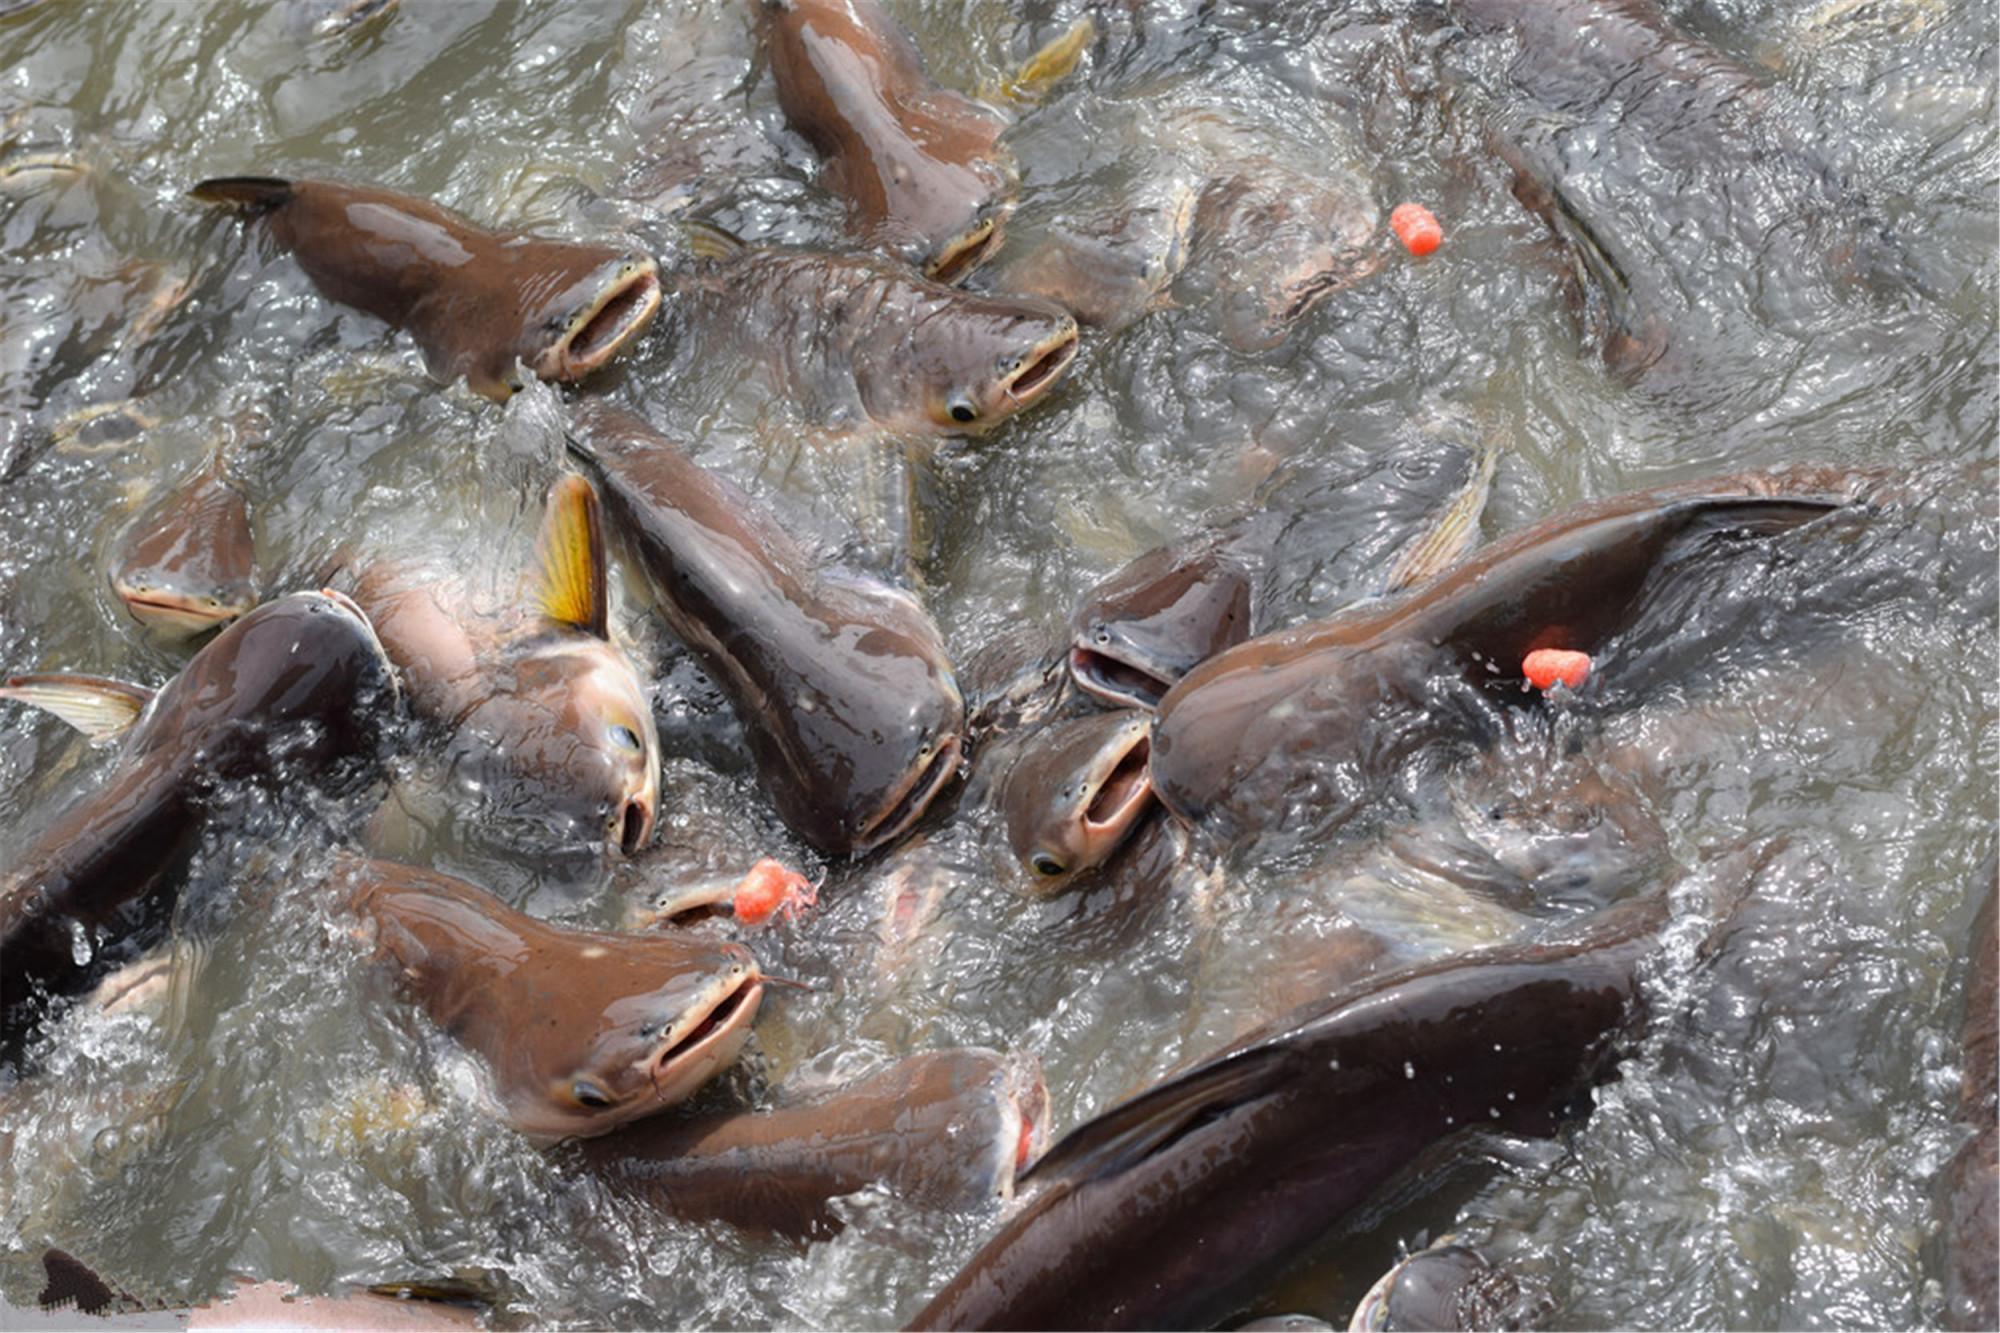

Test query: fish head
[999,709,1157,893]
[520,248,662,385]
[862,289,1079,434]
[459,638,661,858]
[1198,171,1382,352]
[110,568,256,638]
[109,468,257,639]
[918,201,1011,285]
[518,933,765,1139]
[1068,534,1253,709]
[133,589,398,778]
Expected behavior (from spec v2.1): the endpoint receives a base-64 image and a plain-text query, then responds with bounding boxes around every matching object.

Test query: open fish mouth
[1001,320,1080,407]
[855,732,964,855]
[613,794,654,858]
[648,965,765,1105]
[540,259,662,380]
[1069,643,1174,711]
[926,210,1007,285]
[1080,721,1155,849]
[113,584,247,636]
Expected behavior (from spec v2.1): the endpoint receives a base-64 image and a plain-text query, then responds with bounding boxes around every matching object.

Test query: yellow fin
[0,673,152,743]
[533,474,610,638]
[990,16,1095,105]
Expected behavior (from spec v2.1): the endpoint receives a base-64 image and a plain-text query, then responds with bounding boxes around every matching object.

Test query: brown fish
[1068,525,1259,711]
[907,890,1675,1331]
[109,447,256,639]
[671,223,1079,436]
[1150,467,1868,848]
[0,591,396,1056]
[189,176,660,401]
[568,401,964,856]
[986,179,1197,332]
[343,474,660,858]
[985,709,1158,892]
[754,0,1013,282]
[581,1048,1047,1237]
[337,855,763,1142]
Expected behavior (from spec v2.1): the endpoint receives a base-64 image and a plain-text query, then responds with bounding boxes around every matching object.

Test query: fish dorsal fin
[1379,425,1502,596]
[533,474,610,639]
[188,175,295,213]
[1020,1045,1290,1187]
[682,218,747,263]
[0,673,153,743]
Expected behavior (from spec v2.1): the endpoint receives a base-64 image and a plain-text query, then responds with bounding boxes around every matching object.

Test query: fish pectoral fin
[1379,425,1504,597]
[682,218,747,263]
[1019,1046,1290,1186]
[0,672,153,742]
[188,174,294,212]
[533,473,611,639]
[988,15,1096,105]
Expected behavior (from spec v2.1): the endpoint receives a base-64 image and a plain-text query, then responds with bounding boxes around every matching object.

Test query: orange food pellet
[732,858,817,925]
[1390,202,1443,257]
[1523,648,1592,691]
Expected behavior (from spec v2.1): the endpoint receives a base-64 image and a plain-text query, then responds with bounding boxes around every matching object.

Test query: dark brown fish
[568,401,964,855]
[0,591,396,1055]
[754,0,1013,282]
[343,475,660,858]
[671,224,1078,436]
[1068,526,1259,710]
[908,891,1669,1331]
[336,855,762,1141]
[108,449,256,639]
[1944,855,1997,1332]
[1150,467,1868,848]
[189,176,660,401]
[581,1048,1047,1237]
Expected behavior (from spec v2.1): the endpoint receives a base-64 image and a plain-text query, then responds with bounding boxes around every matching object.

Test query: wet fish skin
[1068,524,1262,710]
[109,451,257,639]
[1348,1237,1549,1331]
[1943,856,1996,1331]
[338,855,764,1142]
[1150,467,1870,849]
[989,709,1157,892]
[673,236,1079,436]
[581,1048,1046,1238]
[754,0,1013,282]
[0,591,396,1054]
[190,176,660,401]
[568,401,964,855]
[907,893,1666,1331]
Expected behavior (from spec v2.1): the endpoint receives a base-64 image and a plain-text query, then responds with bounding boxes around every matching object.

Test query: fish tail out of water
[987,15,1095,105]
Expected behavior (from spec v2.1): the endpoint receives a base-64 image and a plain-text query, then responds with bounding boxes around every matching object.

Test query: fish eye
[572,1080,614,1109]
[1031,853,1065,877]
[608,723,643,752]
[947,395,979,424]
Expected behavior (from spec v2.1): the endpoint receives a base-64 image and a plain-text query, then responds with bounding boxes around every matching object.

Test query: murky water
[1,0,1994,1328]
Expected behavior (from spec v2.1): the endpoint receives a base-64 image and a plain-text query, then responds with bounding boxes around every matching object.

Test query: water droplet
[1404,1061,1416,1079]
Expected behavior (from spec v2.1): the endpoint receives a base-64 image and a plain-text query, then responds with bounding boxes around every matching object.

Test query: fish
[0,591,397,1057]
[108,444,257,639]
[568,401,964,856]
[983,709,1158,892]
[907,890,1672,1331]
[1149,466,1869,850]
[669,223,1080,437]
[335,855,764,1141]
[342,474,660,858]
[753,0,1014,282]
[1943,854,1996,1332]
[1183,162,1382,353]
[189,176,660,401]
[1348,1236,1549,1331]
[580,1048,1047,1238]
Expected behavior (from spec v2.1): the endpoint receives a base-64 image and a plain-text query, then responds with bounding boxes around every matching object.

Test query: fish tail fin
[990,15,1096,105]
[0,673,153,743]
[1381,422,1504,595]
[188,175,294,212]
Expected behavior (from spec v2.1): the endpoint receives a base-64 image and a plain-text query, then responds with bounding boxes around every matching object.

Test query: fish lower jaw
[1069,645,1171,711]
[925,211,1006,285]
[117,593,241,637]
[648,973,765,1106]
[853,733,964,855]
[1001,324,1080,407]
[542,265,663,381]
